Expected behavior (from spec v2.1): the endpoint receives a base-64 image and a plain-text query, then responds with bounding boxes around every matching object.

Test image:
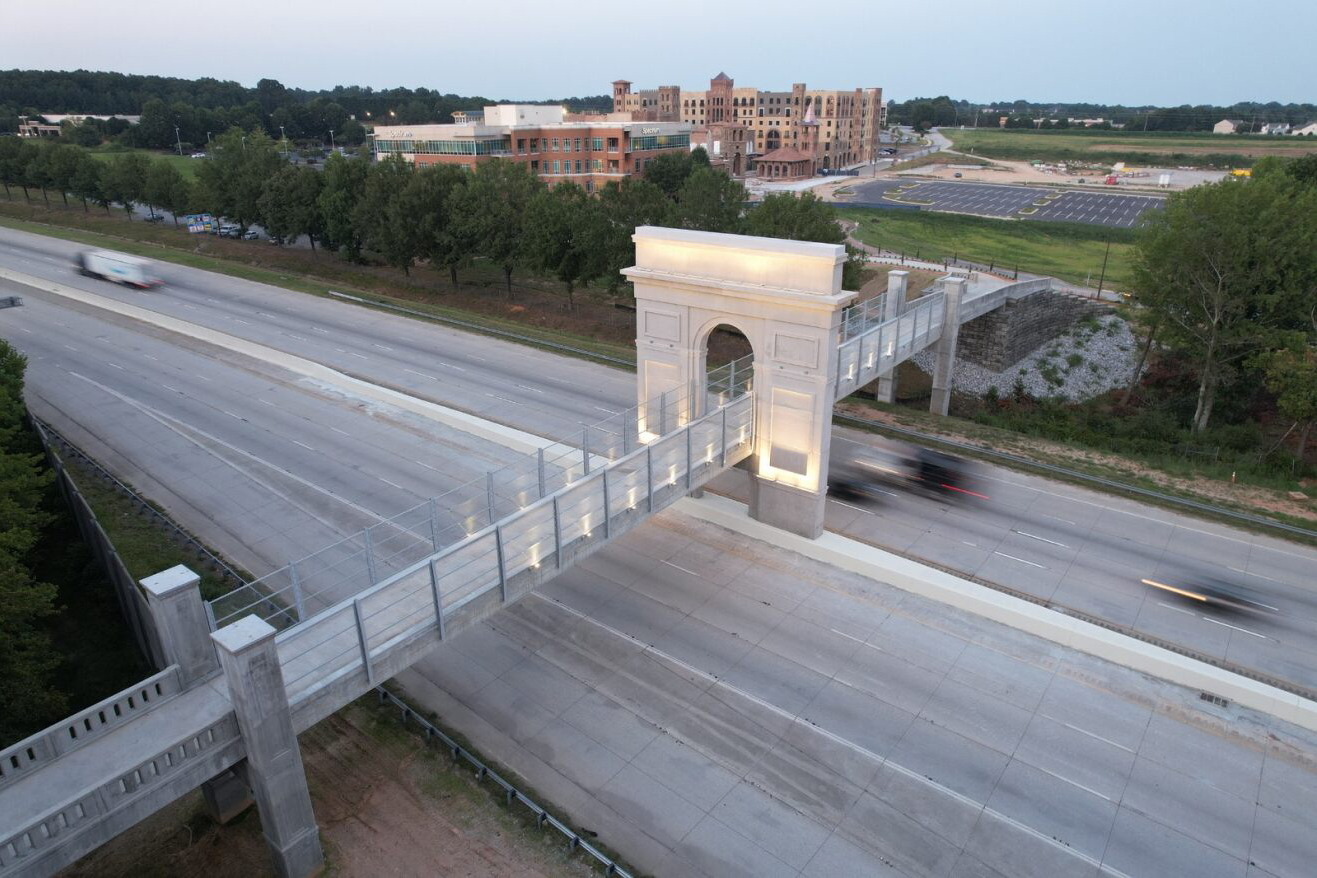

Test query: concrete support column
[875,270,908,403]
[141,565,218,685]
[202,764,255,824]
[212,617,324,878]
[929,277,966,417]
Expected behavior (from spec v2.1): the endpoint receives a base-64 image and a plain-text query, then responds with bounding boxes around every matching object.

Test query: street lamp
[175,125,182,156]
[279,124,288,157]
[329,129,335,150]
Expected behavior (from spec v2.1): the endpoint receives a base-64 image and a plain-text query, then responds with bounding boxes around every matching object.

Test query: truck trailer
[75,251,161,289]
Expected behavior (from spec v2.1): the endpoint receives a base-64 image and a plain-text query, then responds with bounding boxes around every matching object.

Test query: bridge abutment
[212,617,324,878]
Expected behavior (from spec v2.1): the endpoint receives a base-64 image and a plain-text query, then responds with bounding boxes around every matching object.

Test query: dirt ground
[888,159,1226,192]
[59,699,605,878]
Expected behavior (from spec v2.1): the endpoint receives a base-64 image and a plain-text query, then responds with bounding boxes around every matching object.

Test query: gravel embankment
[912,314,1139,401]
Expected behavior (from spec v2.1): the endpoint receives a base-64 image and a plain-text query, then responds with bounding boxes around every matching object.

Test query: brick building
[371,105,690,192]
[615,73,885,172]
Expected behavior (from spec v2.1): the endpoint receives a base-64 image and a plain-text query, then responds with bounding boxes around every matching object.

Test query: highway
[2,225,1317,875]
[3,224,1314,693]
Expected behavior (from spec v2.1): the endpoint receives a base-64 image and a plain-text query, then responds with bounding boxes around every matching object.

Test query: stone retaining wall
[957,289,1109,372]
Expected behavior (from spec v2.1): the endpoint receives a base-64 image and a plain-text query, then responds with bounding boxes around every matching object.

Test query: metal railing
[210,354,756,631]
[274,391,756,708]
[374,687,636,878]
[840,292,887,342]
[836,291,946,399]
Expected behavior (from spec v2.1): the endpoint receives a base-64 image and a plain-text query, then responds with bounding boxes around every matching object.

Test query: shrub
[1066,353,1084,370]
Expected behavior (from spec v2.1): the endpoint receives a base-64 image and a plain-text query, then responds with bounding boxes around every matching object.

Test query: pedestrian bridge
[0,227,1037,878]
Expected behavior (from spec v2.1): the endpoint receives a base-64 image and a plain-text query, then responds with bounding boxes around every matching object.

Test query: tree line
[0,132,864,304]
[889,95,1317,132]
[1,69,611,150]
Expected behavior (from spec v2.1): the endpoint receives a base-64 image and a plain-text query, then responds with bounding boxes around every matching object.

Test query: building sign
[641,127,661,134]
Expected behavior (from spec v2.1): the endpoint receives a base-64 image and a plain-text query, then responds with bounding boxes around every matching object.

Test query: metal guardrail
[833,412,1317,541]
[373,687,636,877]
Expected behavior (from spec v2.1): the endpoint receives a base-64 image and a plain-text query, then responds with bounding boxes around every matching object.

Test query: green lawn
[86,146,202,179]
[837,207,1136,290]
[943,128,1317,168]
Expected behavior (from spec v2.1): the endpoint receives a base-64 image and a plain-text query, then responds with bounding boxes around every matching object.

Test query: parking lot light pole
[280,125,288,157]
[329,129,335,150]
[175,125,182,156]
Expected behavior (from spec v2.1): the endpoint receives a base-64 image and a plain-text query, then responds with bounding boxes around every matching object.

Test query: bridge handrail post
[685,425,693,490]
[602,468,612,539]
[353,598,373,685]
[552,496,563,569]
[622,409,632,455]
[646,444,654,513]
[659,390,669,436]
[486,471,497,526]
[729,359,736,397]
[428,560,445,640]
[428,497,439,550]
[582,427,591,475]
[494,526,507,602]
[537,447,547,498]
[720,405,728,467]
[288,561,305,624]
[363,526,378,585]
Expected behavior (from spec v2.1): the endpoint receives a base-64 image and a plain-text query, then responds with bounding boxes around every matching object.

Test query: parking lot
[850,179,1164,228]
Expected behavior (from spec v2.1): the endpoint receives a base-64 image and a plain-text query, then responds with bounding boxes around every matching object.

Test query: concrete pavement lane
[3,221,1316,692]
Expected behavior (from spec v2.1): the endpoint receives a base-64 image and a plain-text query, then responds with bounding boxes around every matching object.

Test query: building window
[607,137,619,152]
[592,159,602,172]
[591,137,603,151]
[517,138,526,154]
[531,160,539,171]
[630,133,691,151]
[574,138,581,152]
[530,138,539,153]
[634,159,640,172]
[586,180,594,193]
[575,160,582,173]
[553,160,561,173]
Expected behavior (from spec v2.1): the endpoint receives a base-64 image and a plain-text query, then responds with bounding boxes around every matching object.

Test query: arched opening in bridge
[699,321,755,413]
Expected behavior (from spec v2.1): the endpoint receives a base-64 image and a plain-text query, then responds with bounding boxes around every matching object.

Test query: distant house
[17,117,60,138]
[1291,122,1317,136]
[1213,119,1245,134]
[1260,122,1292,135]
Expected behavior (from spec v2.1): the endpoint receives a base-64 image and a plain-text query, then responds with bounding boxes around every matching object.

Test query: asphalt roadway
[1,228,1316,875]
[851,179,1164,228]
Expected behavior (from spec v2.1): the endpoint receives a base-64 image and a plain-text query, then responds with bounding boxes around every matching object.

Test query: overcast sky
[9,0,1315,106]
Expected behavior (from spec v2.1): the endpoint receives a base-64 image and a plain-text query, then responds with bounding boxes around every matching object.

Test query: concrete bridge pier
[874,270,907,404]
[929,277,966,416]
[212,617,324,878]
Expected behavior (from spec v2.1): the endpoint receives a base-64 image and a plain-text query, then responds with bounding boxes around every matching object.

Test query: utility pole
[1095,236,1112,299]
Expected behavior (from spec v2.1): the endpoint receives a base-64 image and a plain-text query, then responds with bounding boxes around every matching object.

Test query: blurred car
[242,229,259,240]
[143,213,165,223]
[1141,574,1280,616]
[218,224,240,238]
[829,442,985,505]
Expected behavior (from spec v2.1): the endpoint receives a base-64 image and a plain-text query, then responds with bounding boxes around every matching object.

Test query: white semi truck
[75,250,161,289]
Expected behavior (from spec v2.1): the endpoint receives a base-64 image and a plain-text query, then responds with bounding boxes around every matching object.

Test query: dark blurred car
[829,443,985,505]
[1141,574,1280,615]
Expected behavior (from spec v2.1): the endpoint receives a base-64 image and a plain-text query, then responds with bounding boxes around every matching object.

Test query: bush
[1066,353,1084,370]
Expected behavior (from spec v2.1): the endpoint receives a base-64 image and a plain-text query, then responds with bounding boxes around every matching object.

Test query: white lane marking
[537,593,1134,878]
[259,399,276,407]
[1202,618,1268,639]
[347,352,368,360]
[517,384,546,394]
[372,343,393,351]
[435,361,467,372]
[63,344,78,351]
[487,394,521,405]
[330,427,350,436]
[832,499,874,515]
[1156,601,1197,617]
[194,373,212,382]
[1227,566,1281,584]
[222,410,244,421]
[962,540,978,547]
[830,627,884,654]
[311,327,330,334]
[1013,530,1069,549]
[292,440,315,451]
[404,368,439,381]
[994,551,1046,569]
[162,384,182,394]
[107,362,124,370]
[144,354,159,361]
[286,333,308,342]
[232,318,252,326]
[661,559,701,578]
[594,406,619,415]
[19,327,32,334]
[415,460,437,471]
[1044,514,1077,526]
[1046,718,1137,754]
[205,297,220,304]
[379,477,405,490]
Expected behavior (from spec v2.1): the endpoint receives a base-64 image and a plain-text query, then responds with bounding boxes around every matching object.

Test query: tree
[144,159,187,223]
[1131,175,1317,432]
[195,128,281,231]
[522,182,595,309]
[1259,346,1317,460]
[260,165,324,248]
[100,152,150,218]
[62,121,102,147]
[340,118,367,146]
[354,155,419,273]
[45,144,83,207]
[672,166,745,233]
[0,137,35,199]
[0,340,66,744]
[70,151,106,212]
[23,147,53,206]
[405,164,469,285]
[744,192,867,288]
[643,151,698,198]
[451,159,540,297]
[584,178,672,294]
[317,151,368,259]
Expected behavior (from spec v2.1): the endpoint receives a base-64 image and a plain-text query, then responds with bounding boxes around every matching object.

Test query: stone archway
[624,227,854,538]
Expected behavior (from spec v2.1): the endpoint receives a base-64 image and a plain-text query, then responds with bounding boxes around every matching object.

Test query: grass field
[86,146,201,179]
[836,206,1136,290]
[943,128,1317,168]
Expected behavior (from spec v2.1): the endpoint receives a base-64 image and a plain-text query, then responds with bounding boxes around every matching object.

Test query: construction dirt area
[58,697,605,878]
[890,157,1226,191]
